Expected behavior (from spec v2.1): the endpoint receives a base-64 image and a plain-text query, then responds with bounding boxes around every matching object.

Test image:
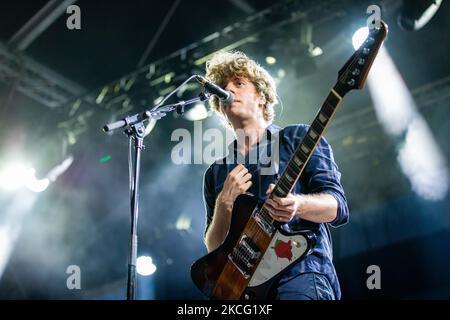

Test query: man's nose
[225,84,236,94]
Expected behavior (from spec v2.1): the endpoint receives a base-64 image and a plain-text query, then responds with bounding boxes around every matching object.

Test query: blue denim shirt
[203,124,349,299]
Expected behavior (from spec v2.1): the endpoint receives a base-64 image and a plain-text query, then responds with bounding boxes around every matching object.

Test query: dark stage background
[0,0,448,299]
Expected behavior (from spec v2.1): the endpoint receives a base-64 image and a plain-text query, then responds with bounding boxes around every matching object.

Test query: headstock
[336,21,388,96]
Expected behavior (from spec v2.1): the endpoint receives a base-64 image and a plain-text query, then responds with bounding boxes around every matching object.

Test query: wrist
[294,194,307,218]
[217,192,234,212]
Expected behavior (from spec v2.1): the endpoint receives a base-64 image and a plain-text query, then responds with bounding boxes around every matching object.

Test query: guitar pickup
[228,235,261,279]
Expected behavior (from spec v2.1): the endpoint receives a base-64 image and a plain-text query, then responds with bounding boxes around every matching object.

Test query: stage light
[265,56,276,65]
[352,27,369,50]
[0,160,61,193]
[24,169,49,193]
[0,163,30,191]
[277,69,286,79]
[398,0,442,31]
[397,118,448,201]
[99,155,111,163]
[309,45,323,57]
[154,96,164,106]
[365,45,448,200]
[136,256,157,276]
[184,103,209,121]
[175,215,191,231]
[47,156,74,181]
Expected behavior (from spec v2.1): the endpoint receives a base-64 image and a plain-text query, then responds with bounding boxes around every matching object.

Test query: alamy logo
[66,265,81,290]
[367,4,381,29]
[170,122,280,175]
[366,265,381,290]
[66,5,81,30]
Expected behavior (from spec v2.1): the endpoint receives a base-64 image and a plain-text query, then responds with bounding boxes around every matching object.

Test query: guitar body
[191,193,316,300]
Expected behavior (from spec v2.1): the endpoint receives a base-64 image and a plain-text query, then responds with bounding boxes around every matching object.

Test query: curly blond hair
[205,51,278,123]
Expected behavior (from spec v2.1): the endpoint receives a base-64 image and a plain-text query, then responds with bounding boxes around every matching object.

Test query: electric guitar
[191,21,388,300]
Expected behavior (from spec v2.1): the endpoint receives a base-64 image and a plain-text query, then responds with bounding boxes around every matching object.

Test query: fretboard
[272,87,343,198]
[257,86,343,226]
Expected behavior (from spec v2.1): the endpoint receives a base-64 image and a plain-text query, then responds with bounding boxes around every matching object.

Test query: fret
[280,176,291,190]
[284,172,295,183]
[316,93,341,128]
[296,147,309,165]
[287,162,300,176]
[331,88,343,100]
[293,155,304,168]
[259,208,273,224]
[304,134,316,150]
[263,208,274,223]
[317,112,328,125]
[322,100,336,118]
[311,119,324,136]
[284,165,297,183]
[327,91,341,105]
[290,158,301,173]
[300,143,311,156]
[277,178,290,194]
[308,128,319,141]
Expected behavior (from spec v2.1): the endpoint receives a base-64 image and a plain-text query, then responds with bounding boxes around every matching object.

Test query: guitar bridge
[228,235,261,279]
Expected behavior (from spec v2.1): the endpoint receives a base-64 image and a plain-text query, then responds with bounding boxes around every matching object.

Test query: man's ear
[259,94,266,108]
[259,94,267,105]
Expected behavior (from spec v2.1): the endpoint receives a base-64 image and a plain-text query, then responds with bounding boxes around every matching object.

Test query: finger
[267,210,290,222]
[234,166,249,179]
[267,197,295,210]
[265,199,278,209]
[233,164,246,172]
[240,180,252,192]
[269,207,294,222]
[229,164,246,176]
[266,199,286,212]
[241,172,252,182]
[266,183,276,195]
[273,196,295,207]
[265,201,291,217]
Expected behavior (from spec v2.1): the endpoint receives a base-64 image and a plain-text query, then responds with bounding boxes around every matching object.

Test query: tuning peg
[352,68,360,76]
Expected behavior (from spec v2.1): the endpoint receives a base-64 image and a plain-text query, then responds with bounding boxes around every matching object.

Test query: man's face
[220,78,265,124]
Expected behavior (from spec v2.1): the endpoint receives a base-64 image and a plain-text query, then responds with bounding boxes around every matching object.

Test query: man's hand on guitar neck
[265,183,339,224]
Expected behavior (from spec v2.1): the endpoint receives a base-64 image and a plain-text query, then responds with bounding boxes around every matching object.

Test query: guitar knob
[347,79,355,86]
[352,68,360,76]
[363,48,370,55]
[358,58,365,65]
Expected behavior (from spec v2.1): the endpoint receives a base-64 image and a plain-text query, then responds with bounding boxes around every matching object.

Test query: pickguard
[248,231,308,287]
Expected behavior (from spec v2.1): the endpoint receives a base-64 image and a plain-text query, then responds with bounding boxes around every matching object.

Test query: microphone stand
[103,91,210,300]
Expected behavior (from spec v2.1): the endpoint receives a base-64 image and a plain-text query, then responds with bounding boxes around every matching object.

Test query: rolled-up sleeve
[303,136,349,228]
[203,165,216,237]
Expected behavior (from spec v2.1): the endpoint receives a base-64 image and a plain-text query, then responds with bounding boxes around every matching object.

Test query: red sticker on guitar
[273,239,293,261]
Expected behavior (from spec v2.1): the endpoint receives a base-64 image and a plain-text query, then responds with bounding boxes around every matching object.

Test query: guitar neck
[271,85,343,198]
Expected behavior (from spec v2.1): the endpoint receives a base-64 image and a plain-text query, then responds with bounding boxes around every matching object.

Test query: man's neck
[232,118,269,156]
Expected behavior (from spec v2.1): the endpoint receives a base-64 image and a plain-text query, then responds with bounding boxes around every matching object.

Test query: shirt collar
[226,123,282,156]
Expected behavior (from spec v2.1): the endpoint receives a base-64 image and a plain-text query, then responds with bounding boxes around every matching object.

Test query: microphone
[195,75,234,105]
